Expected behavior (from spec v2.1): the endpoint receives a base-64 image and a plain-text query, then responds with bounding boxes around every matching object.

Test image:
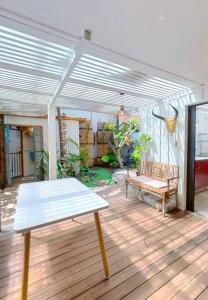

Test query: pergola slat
[0,24,190,116]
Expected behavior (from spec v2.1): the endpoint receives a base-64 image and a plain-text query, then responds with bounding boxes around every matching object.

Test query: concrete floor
[195,190,208,218]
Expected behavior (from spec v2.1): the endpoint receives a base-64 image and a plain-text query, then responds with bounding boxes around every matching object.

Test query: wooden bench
[125,161,179,216]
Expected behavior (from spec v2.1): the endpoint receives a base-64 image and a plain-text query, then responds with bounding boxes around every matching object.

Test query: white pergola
[0,23,194,179]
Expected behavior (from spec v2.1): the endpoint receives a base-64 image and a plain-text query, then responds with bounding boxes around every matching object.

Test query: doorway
[186,102,208,217]
[4,125,43,186]
[9,127,23,178]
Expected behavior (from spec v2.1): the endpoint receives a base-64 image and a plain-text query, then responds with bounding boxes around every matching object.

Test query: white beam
[57,96,143,110]
[48,103,57,180]
[50,33,90,105]
[58,105,116,115]
[68,78,160,101]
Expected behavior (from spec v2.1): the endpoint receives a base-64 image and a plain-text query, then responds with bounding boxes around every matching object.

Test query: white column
[48,103,57,180]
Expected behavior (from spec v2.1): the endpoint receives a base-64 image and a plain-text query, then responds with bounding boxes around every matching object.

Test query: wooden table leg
[94,212,110,279]
[21,231,31,300]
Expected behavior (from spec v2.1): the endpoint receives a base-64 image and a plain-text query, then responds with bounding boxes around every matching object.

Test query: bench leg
[21,231,31,300]
[94,212,109,279]
[138,188,144,202]
[175,191,178,209]
[162,194,166,217]
[125,182,128,198]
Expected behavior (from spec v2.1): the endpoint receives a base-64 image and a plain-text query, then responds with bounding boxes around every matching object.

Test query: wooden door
[9,127,23,178]
[32,127,43,179]
[4,125,12,185]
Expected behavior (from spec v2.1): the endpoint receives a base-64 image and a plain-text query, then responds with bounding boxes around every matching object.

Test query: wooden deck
[1,185,208,299]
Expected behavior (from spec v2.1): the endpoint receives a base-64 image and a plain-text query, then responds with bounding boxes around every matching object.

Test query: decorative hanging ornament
[117,93,130,123]
[152,104,178,134]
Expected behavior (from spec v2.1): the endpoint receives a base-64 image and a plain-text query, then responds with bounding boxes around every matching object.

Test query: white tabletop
[14,178,109,233]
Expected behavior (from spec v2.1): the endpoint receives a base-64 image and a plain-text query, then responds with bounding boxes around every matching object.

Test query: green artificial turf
[84,167,114,188]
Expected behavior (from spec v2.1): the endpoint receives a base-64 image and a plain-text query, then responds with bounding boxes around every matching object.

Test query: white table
[14,178,110,300]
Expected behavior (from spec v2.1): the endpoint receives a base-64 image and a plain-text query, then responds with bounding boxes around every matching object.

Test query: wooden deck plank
[120,237,208,300]
[172,265,208,300]
[28,216,197,300]
[0,207,167,276]
[147,251,208,300]
[0,205,160,263]
[197,287,208,300]
[73,222,208,300]
[0,209,182,298]
[0,185,207,300]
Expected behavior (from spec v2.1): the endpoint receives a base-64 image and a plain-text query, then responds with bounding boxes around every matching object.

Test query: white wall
[195,108,208,156]
[4,115,48,146]
[4,115,79,155]
[62,109,116,132]
[138,86,208,210]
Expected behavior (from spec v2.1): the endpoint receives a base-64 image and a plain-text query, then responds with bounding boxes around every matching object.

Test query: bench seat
[125,161,179,216]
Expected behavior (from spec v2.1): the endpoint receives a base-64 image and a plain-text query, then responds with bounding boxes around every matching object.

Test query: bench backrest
[139,161,179,184]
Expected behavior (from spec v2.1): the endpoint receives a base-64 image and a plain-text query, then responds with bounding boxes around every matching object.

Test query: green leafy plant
[80,147,89,167]
[57,159,64,178]
[65,153,80,177]
[101,152,119,168]
[104,119,140,168]
[79,147,90,182]
[38,150,80,179]
[79,166,90,182]
[132,134,153,168]
[39,149,49,180]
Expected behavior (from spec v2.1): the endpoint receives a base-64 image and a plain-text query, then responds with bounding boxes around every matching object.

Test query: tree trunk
[116,148,124,169]
[57,107,67,173]
[57,107,64,161]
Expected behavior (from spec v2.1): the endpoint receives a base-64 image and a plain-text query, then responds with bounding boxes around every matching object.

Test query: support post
[48,103,57,180]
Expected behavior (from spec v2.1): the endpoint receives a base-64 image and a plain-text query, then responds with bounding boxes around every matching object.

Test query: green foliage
[38,137,92,181]
[57,159,64,178]
[104,119,140,168]
[131,134,153,168]
[39,149,49,180]
[38,150,80,179]
[65,153,80,177]
[101,152,119,168]
[80,147,89,167]
[104,122,116,131]
[84,167,113,188]
[79,165,90,182]
[79,147,91,182]
[67,136,79,148]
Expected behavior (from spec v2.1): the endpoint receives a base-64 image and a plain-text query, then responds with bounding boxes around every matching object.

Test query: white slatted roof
[0,24,190,116]
[70,54,186,99]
